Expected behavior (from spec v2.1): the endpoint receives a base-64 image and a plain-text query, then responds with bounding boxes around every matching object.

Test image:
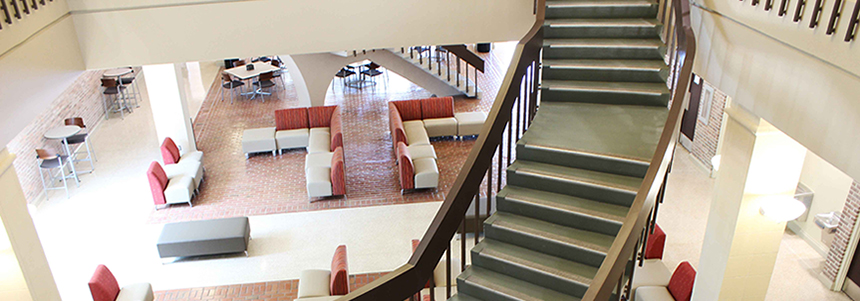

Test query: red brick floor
[154,272,388,301]
[147,44,515,224]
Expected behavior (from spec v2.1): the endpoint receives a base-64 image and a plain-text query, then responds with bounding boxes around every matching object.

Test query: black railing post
[446,245,452,298]
[794,0,806,22]
[827,0,844,34]
[847,0,860,41]
[810,0,824,27]
[779,0,790,16]
[457,59,461,87]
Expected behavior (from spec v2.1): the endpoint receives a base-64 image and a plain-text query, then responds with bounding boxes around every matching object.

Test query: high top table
[224,62,280,99]
[44,125,82,183]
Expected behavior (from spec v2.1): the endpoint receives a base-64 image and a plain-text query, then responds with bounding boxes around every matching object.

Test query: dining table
[224,62,280,99]
[44,125,82,183]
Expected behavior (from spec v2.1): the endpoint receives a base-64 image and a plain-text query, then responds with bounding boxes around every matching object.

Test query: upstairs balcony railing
[738,0,860,42]
[0,0,54,31]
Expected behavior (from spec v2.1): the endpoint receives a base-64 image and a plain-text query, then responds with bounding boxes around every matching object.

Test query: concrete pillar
[0,148,60,301]
[143,63,198,153]
[693,104,807,300]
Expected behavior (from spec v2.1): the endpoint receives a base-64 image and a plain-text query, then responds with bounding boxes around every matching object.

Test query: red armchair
[160,137,203,165]
[88,264,153,301]
[644,224,666,260]
[297,245,350,299]
[634,261,697,301]
[147,162,194,208]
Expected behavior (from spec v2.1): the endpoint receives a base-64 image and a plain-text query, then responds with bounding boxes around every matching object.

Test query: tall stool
[36,148,77,199]
[221,73,245,104]
[64,117,96,172]
[118,69,141,108]
[333,67,356,92]
[101,78,131,119]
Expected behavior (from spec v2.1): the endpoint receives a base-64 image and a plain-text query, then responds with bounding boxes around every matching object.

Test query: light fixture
[759,195,807,222]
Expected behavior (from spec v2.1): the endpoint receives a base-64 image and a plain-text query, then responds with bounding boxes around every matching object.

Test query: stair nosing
[478,241,595,287]
[492,214,612,254]
[504,192,626,224]
[547,1,656,8]
[521,143,651,166]
[513,166,639,195]
[463,268,545,301]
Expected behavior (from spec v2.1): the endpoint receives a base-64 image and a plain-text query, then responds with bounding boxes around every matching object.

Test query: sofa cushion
[305,152,334,170]
[644,224,666,260]
[116,283,154,301]
[454,112,488,137]
[397,142,414,190]
[667,261,696,301]
[331,245,349,295]
[420,96,454,119]
[242,127,277,154]
[423,117,458,137]
[331,147,346,196]
[308,105,337,128]
[631,259,672,293]
[298,269,332,298]
[161,137,181,164]
[147,162,169,205]
[330,107,343,151]
[163,160,203,189]
[276,128,310,151]
[180,150,203,163]
[306,167,333,198]
[413,158,439,189]
[405,123,431,146]
[404,120,424,129]
[275,107,309,131]
[89,265,120,301]
[164,175,194,204]
[308,130,332,154]
[392,99,423,121]
[634,286,675,301]
[407,144,437,160]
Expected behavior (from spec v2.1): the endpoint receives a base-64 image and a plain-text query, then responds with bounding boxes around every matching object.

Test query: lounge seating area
[147,138,206,209]
[631,224,697,301]
[296,245,350,301]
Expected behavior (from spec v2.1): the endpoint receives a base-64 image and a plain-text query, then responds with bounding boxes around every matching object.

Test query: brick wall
[823,181,860,282]
[690,80,728,171]
[5,69,112,204]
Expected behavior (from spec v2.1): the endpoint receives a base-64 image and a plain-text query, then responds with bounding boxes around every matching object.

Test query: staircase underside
[451,0,669,299]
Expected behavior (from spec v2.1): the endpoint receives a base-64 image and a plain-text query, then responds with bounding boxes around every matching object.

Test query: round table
[103,68,133,78]
[44,125,82,183]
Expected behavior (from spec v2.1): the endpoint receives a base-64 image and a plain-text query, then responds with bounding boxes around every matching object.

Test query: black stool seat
[254,81,275,88]
[39,155,69,169]
[66,133,88,145]
[222,81,245,89]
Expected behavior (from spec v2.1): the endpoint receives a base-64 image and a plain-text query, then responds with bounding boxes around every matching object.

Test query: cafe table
[224,62,280,99]
[44,125,82,183]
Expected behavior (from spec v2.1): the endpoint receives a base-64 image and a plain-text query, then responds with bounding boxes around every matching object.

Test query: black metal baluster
[794,0,806,21]
[446,245,452,298]
[474,192,480,245]
[809,0,824,27]
[447,51,451,82]
[846,0,860,41]
[456,59,461,87]
[1,0,10,26]
[460,220,466,271]
[752,0,760,6]
[20,0,28,14]
[779,0,791,16]
[487,166,492,219]
[765,0,774,10]
[496,144,503,194]
[826,0,844,34]
[10,0,21,20]
[466,65,470,93]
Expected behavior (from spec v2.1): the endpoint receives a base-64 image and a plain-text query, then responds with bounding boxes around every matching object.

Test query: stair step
[540,79,670,107]
[484,213,615,267]
[507,160,641,206]
[546,0,658,19]
[542,59,668,82]
[497,186,628,236]
[457,266,581,301]
[545,18,662,38]
[446,293,483,301]
[472,239,598,297]
[543,38,666,60]
[516,102,667,177]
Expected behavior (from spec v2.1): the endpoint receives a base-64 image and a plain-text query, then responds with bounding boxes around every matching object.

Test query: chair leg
[86,138,97,162]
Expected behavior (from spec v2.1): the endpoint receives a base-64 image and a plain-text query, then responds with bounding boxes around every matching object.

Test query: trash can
[477,43,491,53]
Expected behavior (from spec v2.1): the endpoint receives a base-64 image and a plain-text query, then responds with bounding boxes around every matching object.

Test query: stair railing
[0,0,54,31]
[343,2,545,301]
[402,45,485,98]
[582,0,697,299]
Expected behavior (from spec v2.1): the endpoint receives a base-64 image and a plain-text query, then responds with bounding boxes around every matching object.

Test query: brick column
[822,181,860,284]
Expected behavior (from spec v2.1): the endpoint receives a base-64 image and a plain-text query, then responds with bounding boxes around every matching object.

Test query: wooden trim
[440,45,485,72]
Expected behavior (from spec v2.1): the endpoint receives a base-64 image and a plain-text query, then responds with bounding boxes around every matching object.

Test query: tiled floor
[148,45,516,224]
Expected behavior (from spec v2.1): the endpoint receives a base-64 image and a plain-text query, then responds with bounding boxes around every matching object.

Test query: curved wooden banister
[342,2,546,300]
[582,0,697,298]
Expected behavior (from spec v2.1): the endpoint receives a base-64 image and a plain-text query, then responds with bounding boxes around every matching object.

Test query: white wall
[69,0,535,69]
[790,151,854,255]
[691,3,860,182]
[0,0,70,54]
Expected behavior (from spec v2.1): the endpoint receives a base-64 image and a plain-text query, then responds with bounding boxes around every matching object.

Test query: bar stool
[64,117,96,172]
[36,148,77,199]
[118,69,141,107]
[253,71,276,102]
[101,78,131,119]
[362,62,387,86]
[333,67,356,92]
[221,73,245,104]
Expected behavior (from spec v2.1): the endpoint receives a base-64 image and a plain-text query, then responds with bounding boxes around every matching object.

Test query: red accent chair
[297,245,350,300]
[160,138,204,191]
[147,162,194,208]
[160,137,203,165]
[88,264,154,301]
[634,261,697,301]
[632,224,670,293]
[644,224,666,260]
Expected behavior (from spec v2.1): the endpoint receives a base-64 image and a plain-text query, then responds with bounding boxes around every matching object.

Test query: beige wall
[0,0,70,54]
[70,0,535,69]
[691,3,860,183]
[790,151,854,255]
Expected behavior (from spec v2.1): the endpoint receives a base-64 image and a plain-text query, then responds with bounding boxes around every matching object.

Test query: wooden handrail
[440,45,485,72]
[342,2,546,300]
[581,0,697,298]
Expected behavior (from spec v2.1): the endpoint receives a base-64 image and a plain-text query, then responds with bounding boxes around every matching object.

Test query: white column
[143,63,198,153]
[693,105,807,300]
[0,148,60,301]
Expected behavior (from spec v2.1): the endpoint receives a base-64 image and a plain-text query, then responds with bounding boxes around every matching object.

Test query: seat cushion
[305,152,334,170]
[413,158,439,189]
[631,259,672,293]
[308,130,332,154]
[116,283,154,301]
[275,108,309,131]
[88,265,120,301]
[163,160,204,189]
[296,296,341,301]
[306,167,333,197]
[164,175,194,204]
[180,150,203,163]
[423,117,458,137]
[404,120,424,129]
[635,286,675,301]
[298,269,332,298]
[407,144,437,160]
[405,124,431,146]
[420,96,455,119]
[242,127,277,154]
[276,128,310,150]
[454,112,488,136]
